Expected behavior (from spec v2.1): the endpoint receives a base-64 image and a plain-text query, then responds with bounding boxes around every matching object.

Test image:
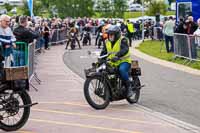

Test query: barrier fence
[28,43,35,79]
[174,33,200,62]
[79,26,98,36]
[50,28,68,45]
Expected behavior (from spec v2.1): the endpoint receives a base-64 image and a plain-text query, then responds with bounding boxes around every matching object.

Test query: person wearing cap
[0,14,16,67]
[100,25,134,98]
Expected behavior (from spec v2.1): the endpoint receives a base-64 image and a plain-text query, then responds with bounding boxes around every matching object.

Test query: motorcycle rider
[126,20,135,47]
[95,20,109,48]
[65,21,81,49]
[100,25,133,98]
[80,24,91,45]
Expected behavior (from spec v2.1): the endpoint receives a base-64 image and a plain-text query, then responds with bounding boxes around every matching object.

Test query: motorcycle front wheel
[0,90,31,131]
[84,76,110,110]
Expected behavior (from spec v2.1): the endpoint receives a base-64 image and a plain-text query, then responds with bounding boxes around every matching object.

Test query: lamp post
[72,4,75,18]
[76,4,79,18]
[142,0,145,42]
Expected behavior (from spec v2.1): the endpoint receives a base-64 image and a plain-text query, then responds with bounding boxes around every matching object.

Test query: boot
[125,80,133,98]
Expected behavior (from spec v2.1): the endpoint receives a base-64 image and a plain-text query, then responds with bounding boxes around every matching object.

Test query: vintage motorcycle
[81,31,91,46]
[97,33,105,49]
[70,32,76,50]
[84,52,144,110]
[0,62,37,131]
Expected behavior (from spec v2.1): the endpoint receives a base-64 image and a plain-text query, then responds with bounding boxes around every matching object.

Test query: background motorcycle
[97,33,104,49]
[81,31,90,46]
[70,33,76,50]
[84,52,144,110]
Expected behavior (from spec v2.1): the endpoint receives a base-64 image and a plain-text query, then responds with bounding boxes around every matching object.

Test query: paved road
[63,44,200,127]
[8,45,196,133]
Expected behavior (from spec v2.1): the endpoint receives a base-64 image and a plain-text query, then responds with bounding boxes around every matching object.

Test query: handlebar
[98,53,109,59]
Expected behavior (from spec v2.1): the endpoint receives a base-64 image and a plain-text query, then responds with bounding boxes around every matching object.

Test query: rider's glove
[111,56,120,62]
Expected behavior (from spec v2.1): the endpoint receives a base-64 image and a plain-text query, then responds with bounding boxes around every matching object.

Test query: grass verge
[137,40,200,70]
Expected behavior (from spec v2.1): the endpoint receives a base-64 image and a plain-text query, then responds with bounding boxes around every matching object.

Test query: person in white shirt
[163,16,175,53]
[193,18,200,46]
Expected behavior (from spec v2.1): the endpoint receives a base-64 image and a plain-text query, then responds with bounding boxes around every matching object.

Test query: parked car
[129,4,147,12]
[0,8,7,15]
[0,0,6,6]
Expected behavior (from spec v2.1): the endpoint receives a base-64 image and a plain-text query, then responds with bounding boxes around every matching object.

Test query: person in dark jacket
[42,21,50,50]
[80,24,91,45]
[65,22,81,49]
[95,21,106,47]
[185,16,198,35]
[13,16,39,66]
[175,17,187,34]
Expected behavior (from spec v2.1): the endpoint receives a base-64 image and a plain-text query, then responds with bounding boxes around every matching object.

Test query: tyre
[0,90,31,131]
[83,37,88,45]
[126,77,141,104]
[71,40,75,50]
[84,76,110,110]
[97,38,102,49]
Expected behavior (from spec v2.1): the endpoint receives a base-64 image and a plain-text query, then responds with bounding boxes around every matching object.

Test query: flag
[27,0,34,17]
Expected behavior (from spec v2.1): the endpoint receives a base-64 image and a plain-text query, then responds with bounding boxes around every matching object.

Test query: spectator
[163,16,175,53]
[175,16,187,34]
[42,21,50,50]
[35,23,45,53]
[0,14,16,67]
[186,16,198,35]
[13,16,39,66]
[194,19,200,36]
[193,18,200,47]
[126,20,135,47]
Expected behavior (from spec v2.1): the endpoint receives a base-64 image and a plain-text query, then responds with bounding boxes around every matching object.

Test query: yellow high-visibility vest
[106,38,131,67]
[127,23,135,33]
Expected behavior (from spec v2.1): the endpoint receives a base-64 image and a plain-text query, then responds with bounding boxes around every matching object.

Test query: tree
[17,0,46,17]
[17,0,30,16]
[3,3,13,12]
[96,0,112,17]
[53,0,94,18]
[112,0,128,18]
[146,1,167,16]
[96,0,128,18]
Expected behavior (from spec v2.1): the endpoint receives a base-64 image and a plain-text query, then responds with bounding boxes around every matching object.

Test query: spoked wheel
[70,40,76,50]
[84,76,110,110]
[0,90,31,131]
[97,38,102,49]
[126,77,141,104]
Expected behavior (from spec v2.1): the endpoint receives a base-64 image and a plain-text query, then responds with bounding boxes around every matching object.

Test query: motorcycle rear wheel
[126,77,141,104]
[0,90,31,131]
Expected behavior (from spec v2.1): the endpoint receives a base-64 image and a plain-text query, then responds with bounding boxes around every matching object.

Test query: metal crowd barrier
[28,43,34,79]
[1,42,41,91]
[79,26,98,37]
[50,28,68,45]
[28,42,41,91]
[174,33,200,62]
[48,26,99,46]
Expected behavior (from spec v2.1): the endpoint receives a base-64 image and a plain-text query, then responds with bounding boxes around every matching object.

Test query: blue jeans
[12,50,25,66]
[119,62,131,81]
[165,35,174,53]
